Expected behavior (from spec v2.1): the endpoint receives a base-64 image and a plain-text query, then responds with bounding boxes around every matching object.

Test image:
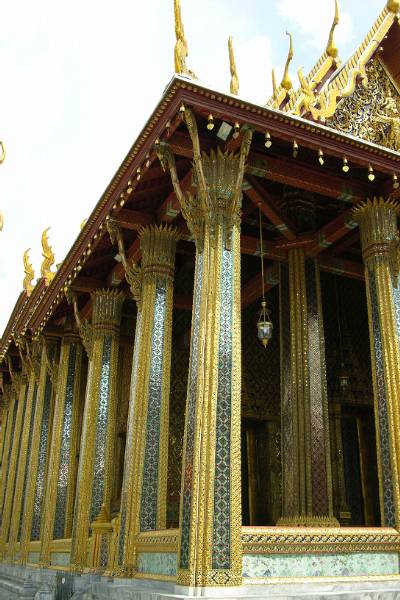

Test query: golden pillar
[0,369,28,555]
[20,338,58,564]
[353,197,400,527]
[0,385,15,511]
[117,224,179,575]
[40,327,84,567]
[7,342,42,560]
[71,289,124,570]
[279,248,337,526]
[0,390,10,468]
[157,114,253,587]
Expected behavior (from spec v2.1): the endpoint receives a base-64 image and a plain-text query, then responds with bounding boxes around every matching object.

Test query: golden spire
[174,0,195,77]
[326,0,340,59]
[281,32,294,92]
[228,36,239,96]
[40,227,56,285]
[387,0,400,13]
[272,68,278,99]
[23,249,35,296]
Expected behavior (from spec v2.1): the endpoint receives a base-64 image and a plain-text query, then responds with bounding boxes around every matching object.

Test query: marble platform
[1,564,400,599]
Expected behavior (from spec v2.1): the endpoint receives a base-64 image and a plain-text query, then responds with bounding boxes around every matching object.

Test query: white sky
[0,0,387,333]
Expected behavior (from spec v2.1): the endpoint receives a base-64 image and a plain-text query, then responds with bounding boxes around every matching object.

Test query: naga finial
[281,32,294,92]
[228,36,239,96]
[23,249,35,296]
[174,0,195,78]
[326,0,340,59]
[272,68,278,99]
[41,227,56,285]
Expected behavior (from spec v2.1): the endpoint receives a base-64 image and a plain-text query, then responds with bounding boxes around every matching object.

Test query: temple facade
[2,1,400,598]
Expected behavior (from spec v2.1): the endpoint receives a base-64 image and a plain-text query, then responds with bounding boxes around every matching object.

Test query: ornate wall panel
[327,60,400,151]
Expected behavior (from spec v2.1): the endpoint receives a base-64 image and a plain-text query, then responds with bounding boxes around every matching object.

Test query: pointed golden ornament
[272,68,278,99]
[0,212,3,231]
[281,32,294,92]
[23,249,35,296]
[174,0,196,77]
[228,36,240,95]
[326,0,340,59]
[387,0,400,13]
[41,227,56,285]
[0,141,5,164]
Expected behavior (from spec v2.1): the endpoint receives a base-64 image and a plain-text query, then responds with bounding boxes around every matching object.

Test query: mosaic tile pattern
[212,245,233,571]
[31,374,52,540]
[137,552,177,576]
[140,284,167,531]
[393,279,400,348]
[51,552,71,567]
[90,334,112,522]
[0,399,18,522]
[53,344,77,539]
[369,267,395,527]
[280,264,295,516]
[8,386,28,542]
[242,552,399,578]
[305,260,329,516]
[18,385,38,541]
[179,252,203,570]
[27,551,40,564]
[118,312,142,563]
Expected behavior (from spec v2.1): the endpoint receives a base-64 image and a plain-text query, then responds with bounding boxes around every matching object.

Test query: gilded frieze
[326,60,400,151]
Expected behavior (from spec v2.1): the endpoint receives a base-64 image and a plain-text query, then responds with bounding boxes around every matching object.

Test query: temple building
[2,1,400,598]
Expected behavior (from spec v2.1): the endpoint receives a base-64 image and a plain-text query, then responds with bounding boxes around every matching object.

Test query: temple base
[0,561,399,599]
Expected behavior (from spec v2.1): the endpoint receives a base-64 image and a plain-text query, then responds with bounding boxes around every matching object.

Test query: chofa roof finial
[174,0,196,78]
[272,68,278,99]
[41,227,56,285]
[228,36,239,96]
[281,32,294,92]
[23,249,35,296]
[326,0,340,59]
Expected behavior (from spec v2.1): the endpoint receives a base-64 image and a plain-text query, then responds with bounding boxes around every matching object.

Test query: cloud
[277,0,354,54]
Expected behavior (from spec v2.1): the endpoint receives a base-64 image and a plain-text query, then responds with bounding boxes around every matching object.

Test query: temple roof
[269,2,400,123]
[2,0,400,381]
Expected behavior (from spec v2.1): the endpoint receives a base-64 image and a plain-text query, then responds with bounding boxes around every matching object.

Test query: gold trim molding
[242,527,400,555]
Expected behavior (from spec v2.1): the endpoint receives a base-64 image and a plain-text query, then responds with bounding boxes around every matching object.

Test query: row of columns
[0,157,399,589]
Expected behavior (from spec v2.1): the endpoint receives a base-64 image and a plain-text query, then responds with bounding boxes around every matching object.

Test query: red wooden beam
[309,209,358,257]
[169,137,369,204]
[245,176,296,241]
[117,210,154,231]
[157,170,194,223]
[317,256,364,281]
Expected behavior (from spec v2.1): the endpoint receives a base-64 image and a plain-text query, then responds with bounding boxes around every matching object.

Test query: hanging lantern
[256,207,273,348]
[339,363,350,390]
[257,300,273,348]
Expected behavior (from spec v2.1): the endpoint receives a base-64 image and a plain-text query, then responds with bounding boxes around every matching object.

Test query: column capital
[91,288,125,328]
[353,197,400,268]
[139,224,180,281]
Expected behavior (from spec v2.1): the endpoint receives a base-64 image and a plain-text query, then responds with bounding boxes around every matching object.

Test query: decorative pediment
[326,59,400,152]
